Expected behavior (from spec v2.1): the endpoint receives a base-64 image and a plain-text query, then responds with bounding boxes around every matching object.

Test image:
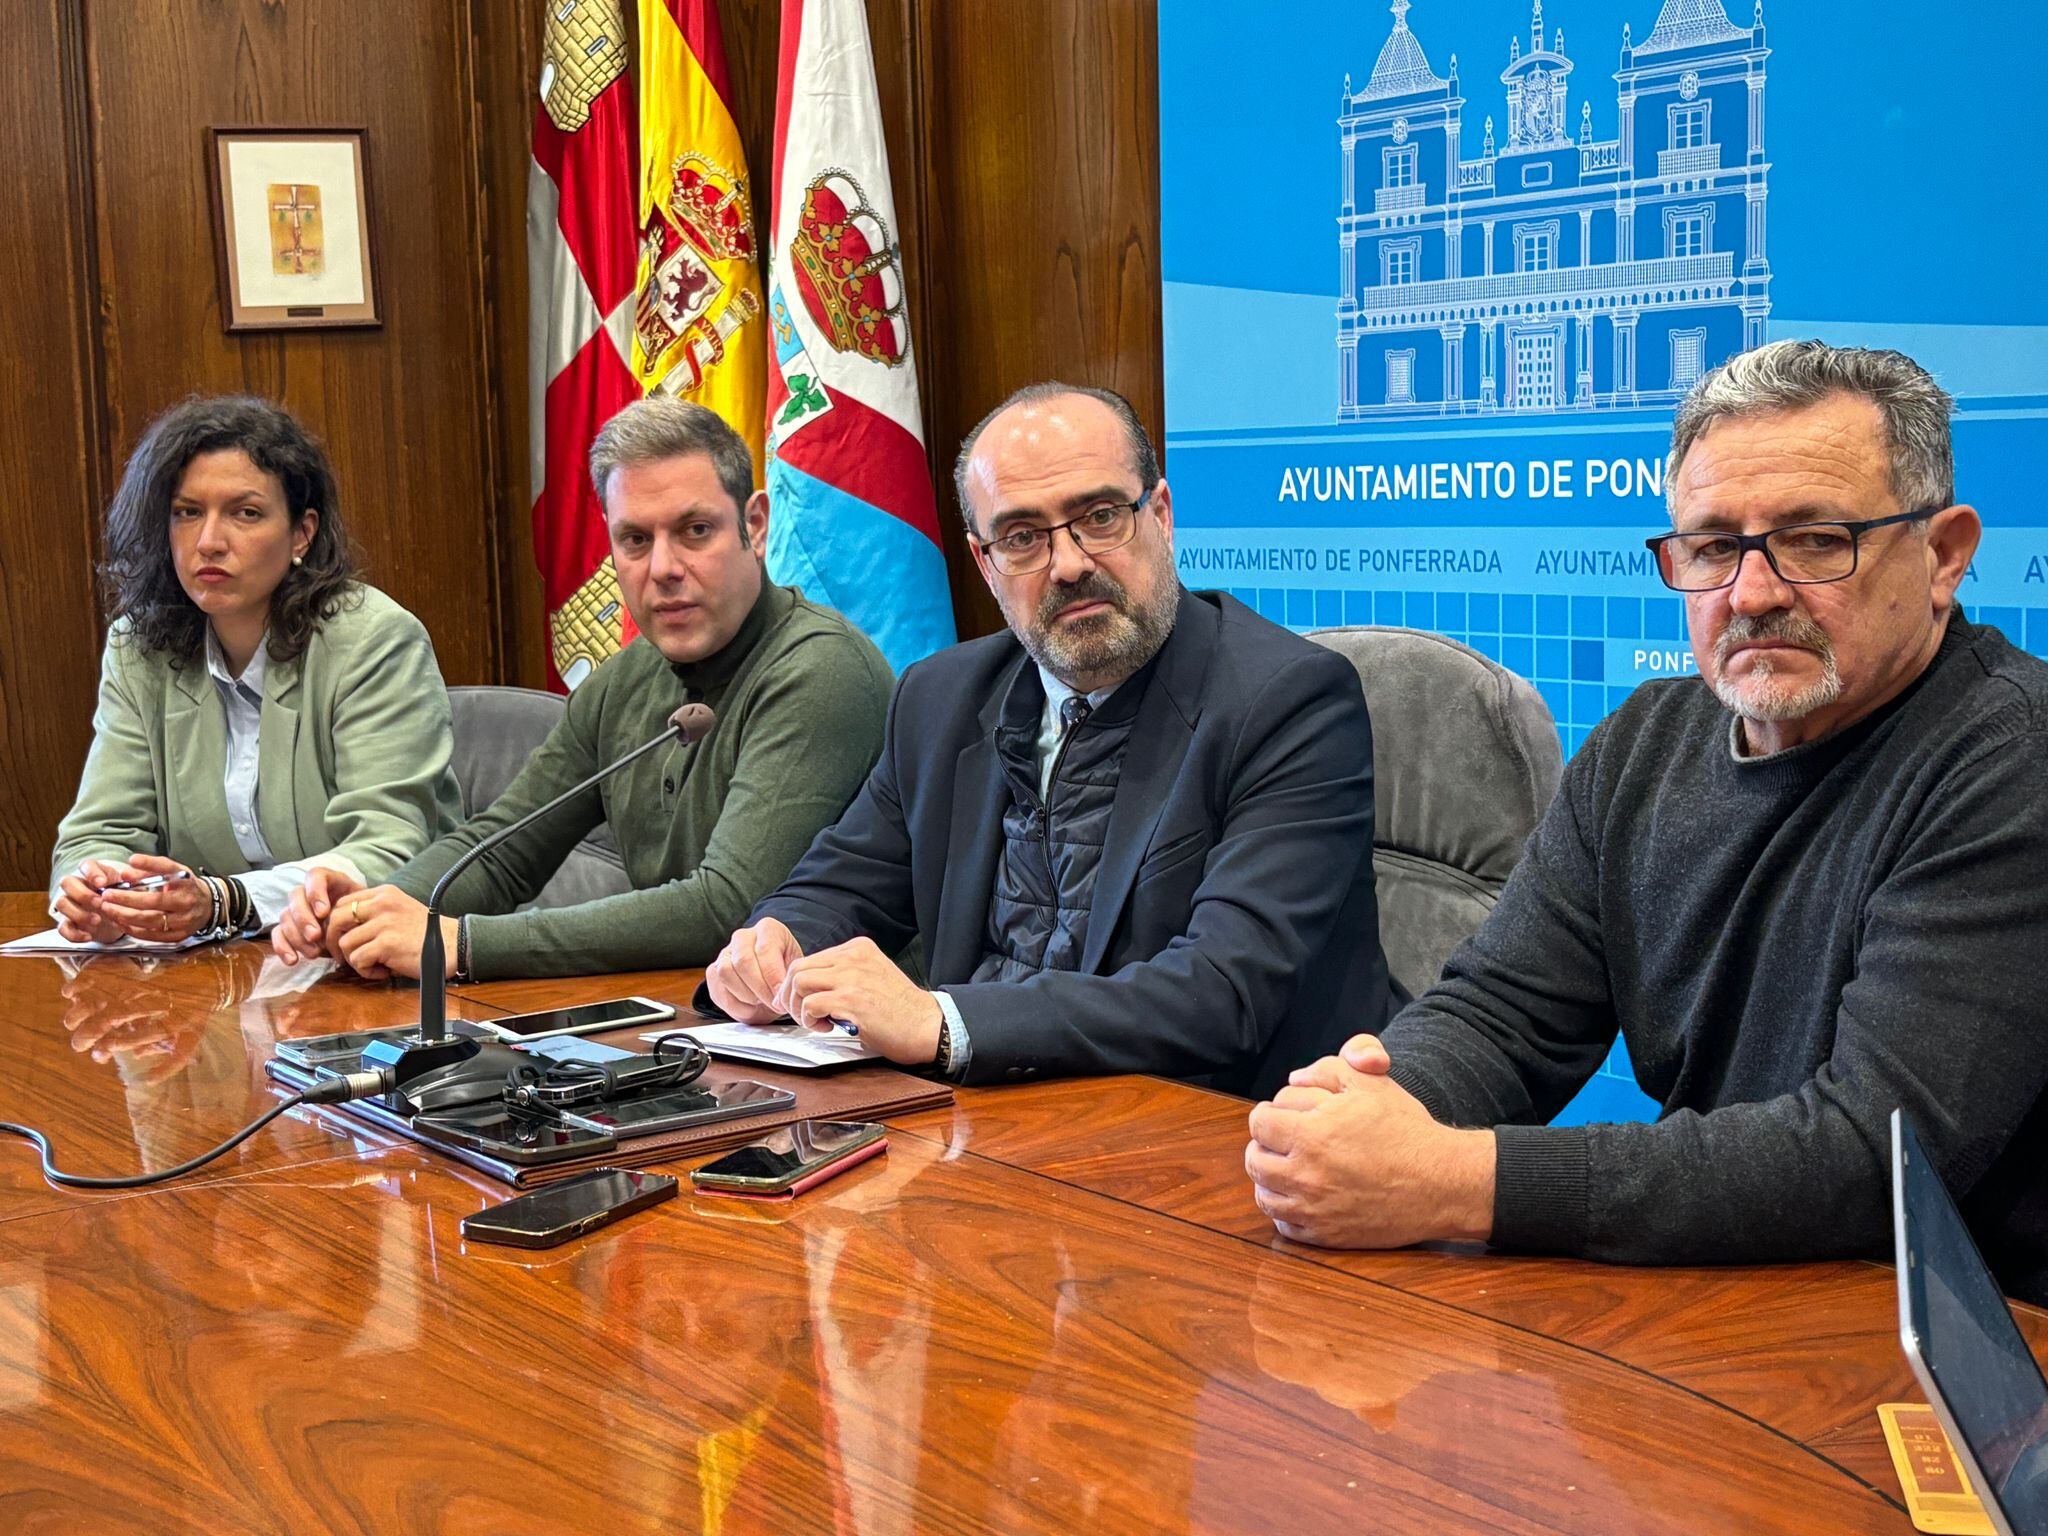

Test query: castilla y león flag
[765,0,954,673]
[529,0,640,690]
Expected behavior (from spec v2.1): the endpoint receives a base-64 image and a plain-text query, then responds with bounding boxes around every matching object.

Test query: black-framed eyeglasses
[972,490,1150,576]
[1643,507,1939,592]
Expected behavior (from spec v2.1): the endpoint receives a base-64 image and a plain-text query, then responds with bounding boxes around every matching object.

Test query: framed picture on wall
[206,127,380,331]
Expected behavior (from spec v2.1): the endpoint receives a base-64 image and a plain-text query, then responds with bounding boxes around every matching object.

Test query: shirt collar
[204,627,268,703]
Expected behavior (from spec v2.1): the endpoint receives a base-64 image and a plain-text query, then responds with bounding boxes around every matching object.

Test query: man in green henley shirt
[269,398,892,982]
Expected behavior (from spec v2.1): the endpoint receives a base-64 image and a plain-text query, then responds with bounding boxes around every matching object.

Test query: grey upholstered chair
[1307,626,1563,1004]
[445,686,633,911]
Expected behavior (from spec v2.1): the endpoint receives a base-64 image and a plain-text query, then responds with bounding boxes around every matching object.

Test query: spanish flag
[631,0,767,480]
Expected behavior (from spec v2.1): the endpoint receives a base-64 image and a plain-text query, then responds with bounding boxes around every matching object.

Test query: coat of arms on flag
[529,0,640,690]
[631,0,767,465]
[765,0,954,675]
[529,0,768,690]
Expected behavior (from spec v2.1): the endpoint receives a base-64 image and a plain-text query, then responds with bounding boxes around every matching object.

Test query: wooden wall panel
[913,0,1166,639]
[0,1,106,890]
[468,0,549,690]
[82,0,502,685]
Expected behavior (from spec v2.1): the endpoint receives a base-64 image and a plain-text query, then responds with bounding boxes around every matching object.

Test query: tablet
[1893,1109,2048,1536]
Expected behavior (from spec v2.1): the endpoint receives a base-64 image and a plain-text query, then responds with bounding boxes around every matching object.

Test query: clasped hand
[706,919,942,1066]
[271,867,453,981]
[1245,1034,1497,1250]
[54,853,212,944]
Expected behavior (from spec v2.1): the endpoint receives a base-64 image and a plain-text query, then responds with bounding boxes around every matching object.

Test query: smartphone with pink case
[690,1121,886,1199]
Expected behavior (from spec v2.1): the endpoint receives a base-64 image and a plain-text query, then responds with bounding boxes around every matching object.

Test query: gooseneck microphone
[357,703,716,1100]
[414,702,717,1041]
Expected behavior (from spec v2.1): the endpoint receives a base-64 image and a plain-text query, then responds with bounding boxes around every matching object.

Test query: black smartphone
[690,1120,887,1195]
[474,996,676,1043]
[460,1168,678,1249]
[410,1101,617,1165]
[560,1078,796,1136]
[273,1021,492,1071]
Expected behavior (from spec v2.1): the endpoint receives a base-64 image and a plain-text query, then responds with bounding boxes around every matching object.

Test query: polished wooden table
[0,894,2039,1533]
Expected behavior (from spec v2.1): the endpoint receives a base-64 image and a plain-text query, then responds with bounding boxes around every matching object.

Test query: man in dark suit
[705,383,1390,1098]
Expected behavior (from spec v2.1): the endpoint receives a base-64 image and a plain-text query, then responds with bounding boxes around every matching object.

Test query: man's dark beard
[1012,567,1177,686]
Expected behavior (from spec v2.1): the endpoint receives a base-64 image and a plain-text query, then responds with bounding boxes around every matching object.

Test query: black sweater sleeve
[1381,723,1621,1235]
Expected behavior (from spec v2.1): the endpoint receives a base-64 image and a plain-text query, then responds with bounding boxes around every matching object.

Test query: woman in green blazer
[50,396,461,946]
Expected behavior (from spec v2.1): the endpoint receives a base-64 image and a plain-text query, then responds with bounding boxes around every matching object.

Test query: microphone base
[360,1035,486,1115]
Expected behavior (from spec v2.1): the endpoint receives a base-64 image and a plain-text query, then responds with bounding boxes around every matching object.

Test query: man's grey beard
[1004,564,1178,687]
[1708,610,1842,721]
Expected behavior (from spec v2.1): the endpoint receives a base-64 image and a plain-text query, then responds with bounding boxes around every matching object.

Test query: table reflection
[53,950,336,1171]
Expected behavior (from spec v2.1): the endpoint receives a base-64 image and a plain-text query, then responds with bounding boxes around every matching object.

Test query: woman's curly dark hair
[100,395,360,665]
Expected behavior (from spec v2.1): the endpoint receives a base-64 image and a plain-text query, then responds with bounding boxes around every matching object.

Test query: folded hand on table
[1246,1034,1496,1251]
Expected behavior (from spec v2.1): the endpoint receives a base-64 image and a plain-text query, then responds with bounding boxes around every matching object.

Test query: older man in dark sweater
[1248,341,2048,1304]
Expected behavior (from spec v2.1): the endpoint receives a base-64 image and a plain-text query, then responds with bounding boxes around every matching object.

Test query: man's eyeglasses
[973,491,1150,576]
[1643,507,1939,592]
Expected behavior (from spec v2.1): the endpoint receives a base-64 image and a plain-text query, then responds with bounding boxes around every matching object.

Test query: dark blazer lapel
[928,655,1028,983]
[1080,590,1215,974]
[255,653,304,859]
[164,663,242,873]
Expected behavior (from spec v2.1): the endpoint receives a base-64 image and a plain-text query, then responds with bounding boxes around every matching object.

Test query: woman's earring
[291,555,303,567]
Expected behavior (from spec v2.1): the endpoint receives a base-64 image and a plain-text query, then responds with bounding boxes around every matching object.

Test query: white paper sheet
[0,926,202,956]
[642,1020,874,1070]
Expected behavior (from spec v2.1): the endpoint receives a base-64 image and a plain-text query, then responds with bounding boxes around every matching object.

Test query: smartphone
[273,1021,493,1071]
[410,1101,617,1165]
[473,996,676,1043]
[561,1079,796,1136]
[690,1120,887,1196]
[460,1168,678,1249]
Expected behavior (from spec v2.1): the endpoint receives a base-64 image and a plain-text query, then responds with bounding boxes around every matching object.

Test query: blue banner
[1161,0,2048,757]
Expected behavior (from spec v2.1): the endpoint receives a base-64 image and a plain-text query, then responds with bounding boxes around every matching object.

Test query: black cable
[0,1091,311,1190]
[648,1034,713,1083]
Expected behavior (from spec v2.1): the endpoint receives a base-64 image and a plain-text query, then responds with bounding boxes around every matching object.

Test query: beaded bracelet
[200,874,225,939]
[222,876,254,935]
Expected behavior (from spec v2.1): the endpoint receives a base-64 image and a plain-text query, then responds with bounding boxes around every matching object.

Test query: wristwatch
[930,996,956,1076]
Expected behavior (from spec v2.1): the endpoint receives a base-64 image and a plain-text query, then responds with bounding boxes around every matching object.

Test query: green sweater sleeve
[388,682,607,914]
[462,633,889,979]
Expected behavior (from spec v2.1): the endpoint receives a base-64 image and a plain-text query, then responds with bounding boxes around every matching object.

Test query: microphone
[358,703,716,1096]
[417,701,714,1038]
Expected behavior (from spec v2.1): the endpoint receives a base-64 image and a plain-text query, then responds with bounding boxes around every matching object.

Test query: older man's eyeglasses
[1643,507,1938,592]
[974,491,1150,576]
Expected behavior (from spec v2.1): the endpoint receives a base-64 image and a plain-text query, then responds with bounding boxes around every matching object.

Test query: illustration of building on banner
[1336,0,1772,419]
